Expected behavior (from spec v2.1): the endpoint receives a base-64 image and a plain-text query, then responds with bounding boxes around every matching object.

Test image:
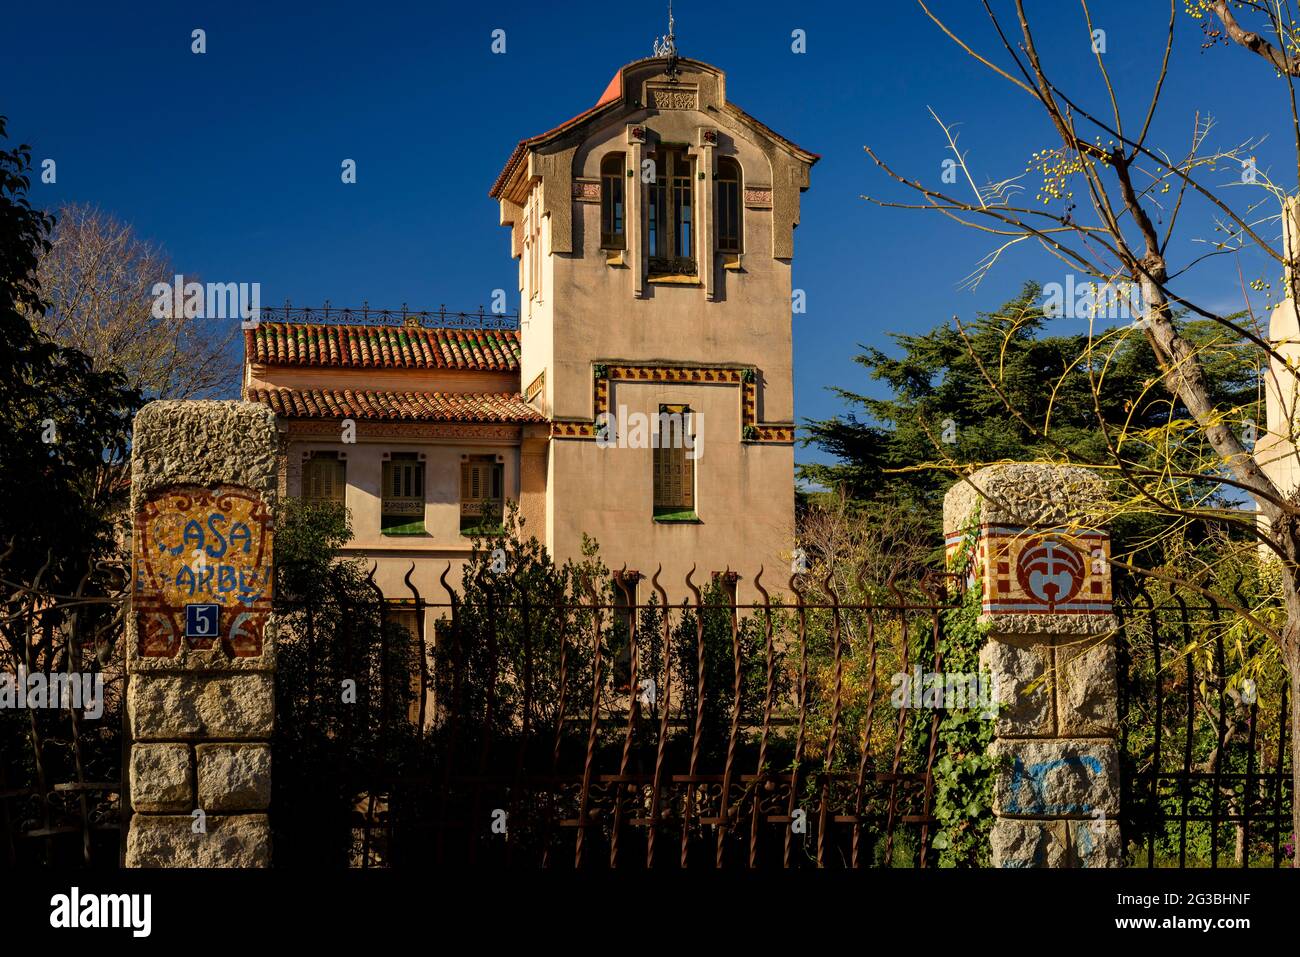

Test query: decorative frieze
[650,88,697,110]
[572,179,600,202]
[285,420,523,441]
[548,362,793,444]
[743,187,774,208]
[945,525,1113,621]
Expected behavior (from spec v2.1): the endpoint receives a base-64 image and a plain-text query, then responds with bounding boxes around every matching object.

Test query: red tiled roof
[595,69,622,109]
[248,388,544,423]
[246,322,521,372]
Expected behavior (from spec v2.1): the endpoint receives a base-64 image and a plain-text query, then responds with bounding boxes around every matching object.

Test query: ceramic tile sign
[133,485,273,657]
[945,524,1112,617]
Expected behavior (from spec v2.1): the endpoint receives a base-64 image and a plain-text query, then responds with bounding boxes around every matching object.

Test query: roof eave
[489,97,624,200]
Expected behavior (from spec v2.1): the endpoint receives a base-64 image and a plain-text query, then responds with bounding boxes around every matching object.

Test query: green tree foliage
[272,498,424,867]
[800,283,1260,536]
[431,513,603,766]
[0,117,140,587]
[0,118,140,866]
[669,579,780,766]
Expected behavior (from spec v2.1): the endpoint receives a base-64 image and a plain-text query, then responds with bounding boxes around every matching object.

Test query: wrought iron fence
[1117,583,1295,868]
[0,553,128,868]
[254,302,520,330]
[273,564,960,869]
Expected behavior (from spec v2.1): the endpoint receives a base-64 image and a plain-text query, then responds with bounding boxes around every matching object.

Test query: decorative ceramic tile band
[945,524,1112,616]
[548,363,792,444]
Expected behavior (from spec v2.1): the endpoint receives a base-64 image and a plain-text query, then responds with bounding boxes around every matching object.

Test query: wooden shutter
[653,445,669,508]
[653,406,693,510]
[323,458,343,502]
[383,455,423,520]
[462,462,485,500]
[680,442,694,508]
[304,455,344,503]
[461,458,504,527]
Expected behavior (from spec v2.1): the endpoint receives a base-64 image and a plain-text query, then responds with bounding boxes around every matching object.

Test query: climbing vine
[926,507,1004,867]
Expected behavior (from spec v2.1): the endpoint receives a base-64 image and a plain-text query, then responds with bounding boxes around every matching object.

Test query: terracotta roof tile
[248,387,544,424]
[246,322,521,372]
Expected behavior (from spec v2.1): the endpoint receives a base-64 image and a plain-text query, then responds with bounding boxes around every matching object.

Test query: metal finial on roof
[653,0,677,60]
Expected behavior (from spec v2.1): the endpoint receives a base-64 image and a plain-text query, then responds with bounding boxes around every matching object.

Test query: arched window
[717,158,742,254]
[600,153,625,249]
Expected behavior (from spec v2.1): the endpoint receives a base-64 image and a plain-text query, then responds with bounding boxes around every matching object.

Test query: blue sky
[4,1,1292,467]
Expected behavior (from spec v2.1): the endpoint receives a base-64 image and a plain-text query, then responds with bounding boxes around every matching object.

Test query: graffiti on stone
[1006,754,1102,815]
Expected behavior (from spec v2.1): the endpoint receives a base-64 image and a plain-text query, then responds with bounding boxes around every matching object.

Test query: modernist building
[243,50,816,618]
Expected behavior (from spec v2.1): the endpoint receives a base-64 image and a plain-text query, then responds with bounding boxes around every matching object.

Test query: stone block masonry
[944,464,1122,867]
[126,401,278,867]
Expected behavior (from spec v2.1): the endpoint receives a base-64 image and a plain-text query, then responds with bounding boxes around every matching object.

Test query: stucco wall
[547,380,794,602]
[286,439,519,544]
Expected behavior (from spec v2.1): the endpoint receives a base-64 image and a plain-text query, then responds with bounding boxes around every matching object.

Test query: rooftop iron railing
[256,302,520,331]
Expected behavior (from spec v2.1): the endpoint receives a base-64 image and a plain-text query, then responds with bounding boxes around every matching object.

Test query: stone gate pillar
[943,464,1121,868]
[125,401,279,867]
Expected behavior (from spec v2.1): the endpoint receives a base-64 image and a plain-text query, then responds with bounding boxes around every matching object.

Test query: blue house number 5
[186,603,220,639]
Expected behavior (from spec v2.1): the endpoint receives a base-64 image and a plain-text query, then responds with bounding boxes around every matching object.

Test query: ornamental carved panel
[285,421,522,440]
[651,89,698,110]
[572,180,600,202]
[525,370,546,403]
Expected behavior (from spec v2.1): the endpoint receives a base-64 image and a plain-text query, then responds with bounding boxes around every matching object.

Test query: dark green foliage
[925,517,1000,867]
[271,498,425,867]
[669,580,784,765]
[0,117,138,867]
[431,515,602,763]
[0,116,140,588]
[1119,570,1295,868]
[800,283,1260,536]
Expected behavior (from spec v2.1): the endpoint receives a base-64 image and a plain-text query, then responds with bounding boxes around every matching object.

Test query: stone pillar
[125,401,278,867]
[943,464,1121,868]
